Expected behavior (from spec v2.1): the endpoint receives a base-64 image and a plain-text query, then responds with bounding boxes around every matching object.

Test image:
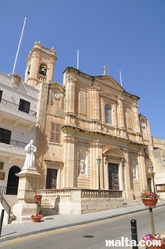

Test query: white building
[0,72,39,195]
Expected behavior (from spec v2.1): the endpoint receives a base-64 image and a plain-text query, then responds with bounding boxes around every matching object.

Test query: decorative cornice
[61,124,145,147]
[44,160,63,168]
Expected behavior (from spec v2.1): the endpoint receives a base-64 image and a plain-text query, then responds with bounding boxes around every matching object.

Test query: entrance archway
[6,166,21,195]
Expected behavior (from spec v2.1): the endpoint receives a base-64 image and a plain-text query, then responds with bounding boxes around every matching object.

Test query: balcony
[0,139,27,159]
[0,98,37,126]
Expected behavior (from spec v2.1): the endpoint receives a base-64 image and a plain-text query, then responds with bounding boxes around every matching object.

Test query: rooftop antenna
[12,16,27,74]
[119,70,123,86]
[77,50,79,69]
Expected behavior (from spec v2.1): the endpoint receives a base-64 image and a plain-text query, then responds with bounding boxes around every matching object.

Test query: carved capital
[63,135,76,144]
[117,96,124,102]
[90,139,101,147]
[89,86,100,91]
[66,74,76,84]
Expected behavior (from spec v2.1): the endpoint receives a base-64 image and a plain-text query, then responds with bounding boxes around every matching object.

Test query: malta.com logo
[105,237,163,247]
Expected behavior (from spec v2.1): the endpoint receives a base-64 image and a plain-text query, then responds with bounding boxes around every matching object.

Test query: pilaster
[89,86,100,120]
[90,140,102,189]
[117,97,125,128]
[132,102,140,133]
[123,149,133,199]
[62,135,76,188]
[65,74,76,114]
[138,147,147,190]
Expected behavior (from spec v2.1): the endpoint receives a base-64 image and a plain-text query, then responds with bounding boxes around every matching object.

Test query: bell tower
[25,41,57,87]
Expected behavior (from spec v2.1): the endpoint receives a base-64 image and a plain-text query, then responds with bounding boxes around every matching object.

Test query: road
[0,206,165,249]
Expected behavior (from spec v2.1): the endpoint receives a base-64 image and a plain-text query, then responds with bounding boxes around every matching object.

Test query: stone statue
[22,140,37,170]
[80,159,85,174]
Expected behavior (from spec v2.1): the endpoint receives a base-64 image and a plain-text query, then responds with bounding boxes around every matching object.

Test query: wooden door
[108,163,119,190]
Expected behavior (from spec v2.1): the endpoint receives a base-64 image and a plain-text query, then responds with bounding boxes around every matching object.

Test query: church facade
[24,41,153,200]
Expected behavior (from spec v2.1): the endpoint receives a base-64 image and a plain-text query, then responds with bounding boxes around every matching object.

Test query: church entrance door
[108,163,119,190]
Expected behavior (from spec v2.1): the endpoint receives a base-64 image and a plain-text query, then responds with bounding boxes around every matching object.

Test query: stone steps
[40,199,58,215]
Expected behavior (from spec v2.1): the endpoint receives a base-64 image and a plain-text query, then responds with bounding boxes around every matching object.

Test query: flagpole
[77,50,79,69]
[119,70,123,86]
[12,16,27,74]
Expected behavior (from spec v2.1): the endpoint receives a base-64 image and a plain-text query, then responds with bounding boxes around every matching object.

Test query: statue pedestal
[12,168,41,222]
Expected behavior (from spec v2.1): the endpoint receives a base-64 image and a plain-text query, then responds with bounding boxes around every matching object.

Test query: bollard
[0,209,4,237]
[149,207,155,236]
[130,219,138,249]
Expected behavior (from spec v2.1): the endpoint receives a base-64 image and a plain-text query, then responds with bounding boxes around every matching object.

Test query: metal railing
[0,138,27,149]
[0,98,37,116]
[0,193,16,223]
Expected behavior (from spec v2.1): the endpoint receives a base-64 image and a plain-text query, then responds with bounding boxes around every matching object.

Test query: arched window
[39,64,47,76]
[105,105,112,124]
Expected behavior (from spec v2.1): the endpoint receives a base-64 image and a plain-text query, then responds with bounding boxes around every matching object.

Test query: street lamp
[150,165,155,193]
[96,156,101,190]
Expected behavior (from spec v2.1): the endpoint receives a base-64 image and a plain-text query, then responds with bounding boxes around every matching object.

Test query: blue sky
[0,0,164,139]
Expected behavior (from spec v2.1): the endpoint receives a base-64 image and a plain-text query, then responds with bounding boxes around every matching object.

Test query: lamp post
[96,156,101,190]
[150,165,155,193]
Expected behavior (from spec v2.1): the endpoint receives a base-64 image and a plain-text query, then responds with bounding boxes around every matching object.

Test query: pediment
[100,92,118,101]
[95,75,124,92]
[103,147,124,158]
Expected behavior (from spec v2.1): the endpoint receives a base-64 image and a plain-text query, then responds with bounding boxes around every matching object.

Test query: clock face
[54,91,60,99]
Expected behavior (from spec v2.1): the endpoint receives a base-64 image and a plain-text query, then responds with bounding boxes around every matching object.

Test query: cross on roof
[102,65,108,76]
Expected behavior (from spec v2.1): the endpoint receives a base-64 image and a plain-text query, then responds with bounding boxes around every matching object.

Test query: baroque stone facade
[24,42,156,200]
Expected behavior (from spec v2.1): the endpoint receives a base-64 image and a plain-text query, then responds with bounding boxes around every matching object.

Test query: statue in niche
[132,163,137,180]
[22,140,37,170]
[39,64,47,76]
[80,159,85,175]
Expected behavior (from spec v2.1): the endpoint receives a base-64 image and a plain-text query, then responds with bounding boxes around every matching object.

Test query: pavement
[0,200,165,242]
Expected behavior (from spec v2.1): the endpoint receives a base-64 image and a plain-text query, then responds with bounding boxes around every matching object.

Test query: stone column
[112,104,117,126]
[132,102,140,133]
[62,135,76,188]
[118,161,124,191]
[104,160,109,190]
[123,149,133,199]
[117,97,125,128]
[90,142,97,189]
[12,168,41,221]
[89,86,100,120]
[65,74,76,114]
[27,53,40,87]
[90,140,102,189]
[47,55,57,82]
[138,147,147,190]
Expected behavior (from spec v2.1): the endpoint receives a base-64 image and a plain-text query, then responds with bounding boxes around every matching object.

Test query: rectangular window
[50,123,61,143]
[0,90,3,102]
[18,99,30,113]
[0,128,11,144]
[105,105,112,124]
